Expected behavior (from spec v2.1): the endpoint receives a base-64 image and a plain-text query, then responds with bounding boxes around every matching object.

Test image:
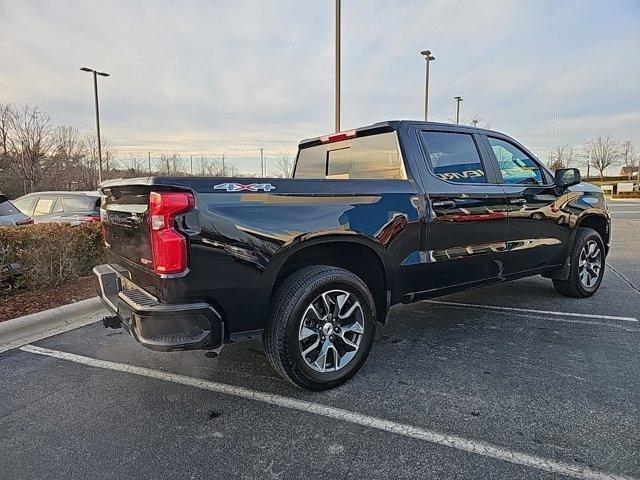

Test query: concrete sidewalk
[0,297,108,353]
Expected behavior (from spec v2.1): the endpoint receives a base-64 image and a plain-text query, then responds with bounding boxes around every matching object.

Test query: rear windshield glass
[0,200,19,216]
[294,132,405,180]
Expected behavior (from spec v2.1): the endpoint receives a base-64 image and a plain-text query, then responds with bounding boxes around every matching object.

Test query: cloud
[1,0,638,166]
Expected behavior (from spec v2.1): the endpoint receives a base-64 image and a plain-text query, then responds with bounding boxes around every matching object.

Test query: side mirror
[555,168,581,188]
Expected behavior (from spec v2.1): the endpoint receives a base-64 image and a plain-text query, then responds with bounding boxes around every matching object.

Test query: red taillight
[78,214,101,222]
[149,191,194,275]
[320,129,357,144]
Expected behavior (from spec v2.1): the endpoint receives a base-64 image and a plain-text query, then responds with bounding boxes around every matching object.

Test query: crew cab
[95,121,610,390]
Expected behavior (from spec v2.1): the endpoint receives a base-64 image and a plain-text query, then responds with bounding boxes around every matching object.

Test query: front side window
[294,132,404,179]
[421,131,486,183]
[488,137,543,185]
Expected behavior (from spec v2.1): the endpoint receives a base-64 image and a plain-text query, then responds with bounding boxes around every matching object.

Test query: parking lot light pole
[420,50,435,121]
[80,67,110,184]
[454,96,463,124]
[148,151,154,174]
[335,0,341,133]
[258,148,265,177]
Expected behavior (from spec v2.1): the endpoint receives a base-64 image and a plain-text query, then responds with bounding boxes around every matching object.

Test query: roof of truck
[298,120,503,147]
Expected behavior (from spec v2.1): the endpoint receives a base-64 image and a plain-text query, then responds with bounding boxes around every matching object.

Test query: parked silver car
[13,191,101,225]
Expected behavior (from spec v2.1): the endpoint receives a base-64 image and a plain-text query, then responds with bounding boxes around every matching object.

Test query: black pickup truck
[95,121,610,390]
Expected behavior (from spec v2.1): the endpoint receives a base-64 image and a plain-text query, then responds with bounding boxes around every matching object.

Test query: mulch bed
[0,276,97,322]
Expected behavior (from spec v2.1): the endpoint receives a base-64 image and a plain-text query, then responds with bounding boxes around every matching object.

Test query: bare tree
[620,140,638,179]
[271,151,294,178]
[117,153,147,178]
[157,150,184,175]
[465,111,491,129]
[547,145,575,170]
[3,102,54,194]
[221,160,240,177]
[46,125,86,189]
[586,135,620,180]
[0,103,12,159]
[199,154,222,176]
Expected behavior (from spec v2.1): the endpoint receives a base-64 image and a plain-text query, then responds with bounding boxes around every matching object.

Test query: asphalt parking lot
[1,200,639,480]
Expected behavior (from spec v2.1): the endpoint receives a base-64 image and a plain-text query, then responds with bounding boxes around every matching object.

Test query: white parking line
[20,344,635,480]
[425,300,638,322]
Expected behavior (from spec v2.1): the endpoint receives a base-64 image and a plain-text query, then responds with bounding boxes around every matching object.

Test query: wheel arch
[576,213,610,255]
[268,235,389,323]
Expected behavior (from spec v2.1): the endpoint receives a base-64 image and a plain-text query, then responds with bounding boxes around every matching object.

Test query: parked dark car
[94,121,611,390]
[13,191,101,225]
[1,193,31,289]
[0,193,33,226]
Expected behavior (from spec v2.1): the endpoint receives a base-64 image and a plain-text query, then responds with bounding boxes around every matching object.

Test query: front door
[419,129,508,290]
[483,135,570,275]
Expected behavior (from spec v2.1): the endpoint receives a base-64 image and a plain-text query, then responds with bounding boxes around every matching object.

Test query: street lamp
[148,151,154,174]
[335,0,341,133]
[79,67,110,184]
[420,50,435,121]
[454,96,463,124]
[258,148,265,177]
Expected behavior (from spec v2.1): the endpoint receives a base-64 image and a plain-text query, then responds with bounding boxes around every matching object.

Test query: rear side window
[59,197,90,212]
[294,132,405,179]
[0,200,19,216]
[33,197,55,215]
[421,131,486,184]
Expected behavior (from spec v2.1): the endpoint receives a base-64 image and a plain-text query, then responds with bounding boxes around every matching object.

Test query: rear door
[31,195,60,223]
[56,195,97,223]
[482,134,570,274]
[418,127,508,290]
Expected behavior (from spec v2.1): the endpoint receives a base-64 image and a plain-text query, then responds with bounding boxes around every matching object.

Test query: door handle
[509,198,527,206]
[432,200,456,209]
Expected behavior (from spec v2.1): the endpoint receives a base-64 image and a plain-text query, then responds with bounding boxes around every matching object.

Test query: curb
[0,297,109,353]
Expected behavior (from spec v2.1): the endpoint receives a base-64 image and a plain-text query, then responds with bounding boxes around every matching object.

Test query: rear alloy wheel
[553,227,605,298]
[264,266,376,390]
[298,289,365,373]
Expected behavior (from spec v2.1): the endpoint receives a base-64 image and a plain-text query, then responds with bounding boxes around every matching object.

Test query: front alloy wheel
[578,240,602,288]
[552,227,605,298]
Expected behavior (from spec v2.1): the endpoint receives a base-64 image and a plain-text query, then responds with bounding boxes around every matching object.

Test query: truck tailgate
[101,185,153,270]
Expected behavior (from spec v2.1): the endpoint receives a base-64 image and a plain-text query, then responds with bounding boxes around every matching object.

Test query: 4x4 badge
[214,182,275,192]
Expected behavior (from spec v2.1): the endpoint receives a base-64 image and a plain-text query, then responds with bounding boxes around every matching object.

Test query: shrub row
[612,191,640,198]
[0,222,105,296]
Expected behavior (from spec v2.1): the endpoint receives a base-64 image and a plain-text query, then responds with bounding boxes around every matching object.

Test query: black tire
[263,265,377,391]
[552,227,605,298]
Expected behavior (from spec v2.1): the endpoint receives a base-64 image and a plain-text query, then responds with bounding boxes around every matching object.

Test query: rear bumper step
[93,264,223,351]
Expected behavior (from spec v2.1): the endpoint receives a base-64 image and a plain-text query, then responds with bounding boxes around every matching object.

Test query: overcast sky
[1,0,639,162]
